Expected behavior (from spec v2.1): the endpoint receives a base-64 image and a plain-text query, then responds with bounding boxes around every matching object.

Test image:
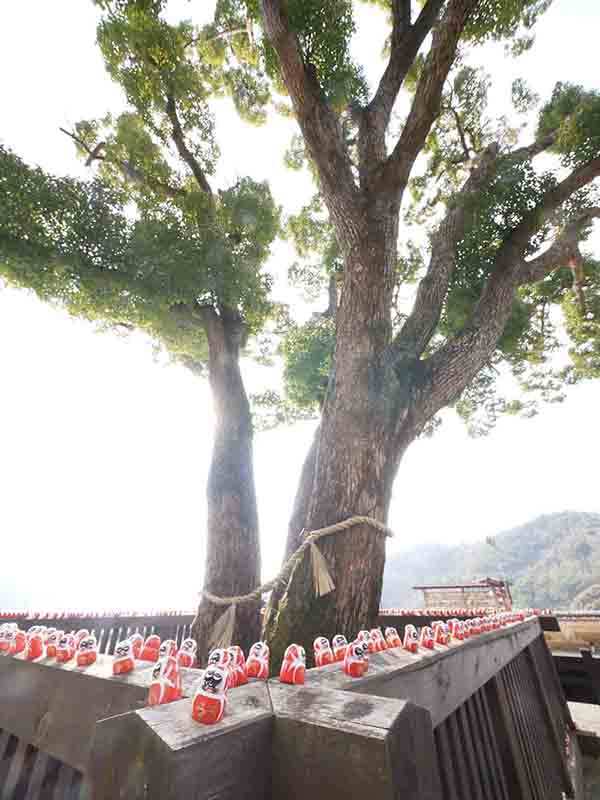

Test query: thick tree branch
[260,0,361,247]
[519,207,600,284]
[449,106,471,160]
[165,95,213,196]
[421,159,600,417]
[507,130,558,161]
[392,142,500,360]
[379,0,478,197]
[368,0,446,130]
[60,127,186,200]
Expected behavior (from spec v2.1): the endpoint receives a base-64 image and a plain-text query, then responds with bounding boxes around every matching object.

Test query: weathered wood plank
[0,656,147,772]
[89,682,273,800]
[1,738,29,800]
[335,621,541,726]
[463,695,496,800]
[270,683,441,800]
[24,751,49,800]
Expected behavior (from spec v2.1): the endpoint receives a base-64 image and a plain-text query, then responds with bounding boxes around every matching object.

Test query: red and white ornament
[192,665,228,725]
[403,625,419,654]
[76,635,98,667]
[343,641,369,678]
[246,641,270,680]
[279,644,306,685]
[177,638,197,668]
[129,633,144,659]
[384,627,401,648]
[113,639,135,675]
[148,656,182,706]
[419,626,434,650]
[140,635,161,662]
[313,636,335,667]
[332,634,348,662]
[55,633,75,663]
[228,646,248,687]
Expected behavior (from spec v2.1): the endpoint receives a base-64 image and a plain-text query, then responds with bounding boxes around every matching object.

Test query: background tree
[250,0,600,662]
[0,0,280,659]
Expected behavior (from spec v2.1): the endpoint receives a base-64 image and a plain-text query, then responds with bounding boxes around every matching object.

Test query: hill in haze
[382,511,600,610]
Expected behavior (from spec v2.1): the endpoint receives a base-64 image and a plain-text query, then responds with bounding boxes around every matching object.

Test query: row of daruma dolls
[0,611,524,727]
[145,611,524,725]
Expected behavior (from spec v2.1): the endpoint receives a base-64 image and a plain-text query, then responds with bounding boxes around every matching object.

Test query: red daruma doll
[8,630,26,656]
[343,641,369,678]
[140,635,161,662]
[357,630,373,654]
[129,633,144,659]
[228,646,248,687]
[113,639,135,675]
[246,642,269,680]
[192,665,228,725]
[432,622,448,646]
[449,619,464,641]
[148,656,182,706]
[74,629,89,648]
[159,640,177,660]
[313,637,334,667]
[207,648,233,688]
[419,626,434,650]
[76,635,98,667]
[385,627,402,648]
[177,638,197,668]
[370,629,387,652]
[46,630,63,658]
[403,625,419,654]
[56,633,75,663]
[332,635,348,662]
[279,644,306,685]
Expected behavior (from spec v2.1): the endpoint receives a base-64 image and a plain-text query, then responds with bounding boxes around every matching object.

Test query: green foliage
[407,64,520,223]
[264,0,368,110]
[0,1,286,374]
[464,0,554,45]
[563,258,600,381]
[281,316,336,409]
[0,144,278,364]
[511,78,539,115]
[443,159,556,348]
[382,511,600,610]
[537,82,600,169]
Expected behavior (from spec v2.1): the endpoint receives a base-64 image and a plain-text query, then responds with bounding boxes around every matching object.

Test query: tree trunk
[266,208,408,666]
[192,307,261,663]
[265,426,319,622]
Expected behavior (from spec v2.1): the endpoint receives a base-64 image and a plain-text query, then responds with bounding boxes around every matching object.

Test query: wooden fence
[0,617,585,799]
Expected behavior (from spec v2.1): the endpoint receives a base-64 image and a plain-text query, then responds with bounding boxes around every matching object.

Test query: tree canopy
[0,0,281,374]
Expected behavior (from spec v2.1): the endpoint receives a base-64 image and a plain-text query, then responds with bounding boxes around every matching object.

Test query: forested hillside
[382,512,600,609]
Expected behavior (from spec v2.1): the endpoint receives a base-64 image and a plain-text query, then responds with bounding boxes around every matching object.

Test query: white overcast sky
[0,0,599,611]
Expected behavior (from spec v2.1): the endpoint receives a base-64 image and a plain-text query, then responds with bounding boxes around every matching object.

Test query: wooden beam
[269,683,441,800]
[88,682,273,800]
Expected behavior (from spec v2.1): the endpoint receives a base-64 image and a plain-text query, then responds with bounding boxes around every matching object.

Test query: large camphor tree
[248,0,600,661]
[0,0,280,659]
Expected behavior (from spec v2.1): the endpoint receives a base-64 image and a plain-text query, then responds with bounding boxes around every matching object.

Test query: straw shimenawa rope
[202,515,393,607]
[197,516,393,649]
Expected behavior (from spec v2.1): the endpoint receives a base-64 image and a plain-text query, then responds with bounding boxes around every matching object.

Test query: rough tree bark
[192,306,261,662]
